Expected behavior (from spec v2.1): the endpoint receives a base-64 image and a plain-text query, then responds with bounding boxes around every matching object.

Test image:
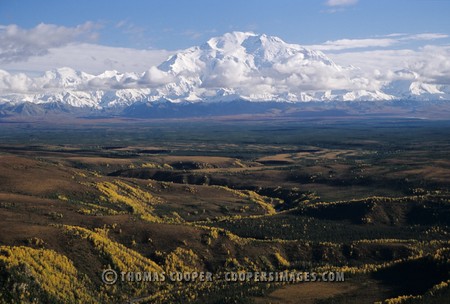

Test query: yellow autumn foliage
[0,245,96,303]
[63,225,162,274]
[96,180,163,222]
[164,247,200,273]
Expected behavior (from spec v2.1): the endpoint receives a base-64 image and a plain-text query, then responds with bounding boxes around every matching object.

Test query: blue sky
[0,0,450,75]
[2,0,450,50]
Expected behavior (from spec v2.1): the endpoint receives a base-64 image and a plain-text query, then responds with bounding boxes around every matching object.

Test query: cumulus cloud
[0,64,175,94]
[202,58,253,88]
[326,0,358,7]
[328,45,450,86]
[407,46,450,84]
[0,70,35,93]
[140,66,175,87]
[198,54,372,95]
[0,22,98,64]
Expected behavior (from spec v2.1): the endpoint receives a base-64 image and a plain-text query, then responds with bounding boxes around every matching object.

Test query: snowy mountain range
[1,32,449,111]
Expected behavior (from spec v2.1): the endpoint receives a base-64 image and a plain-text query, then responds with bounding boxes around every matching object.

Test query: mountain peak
[205,31,257,48]
[159,31,338,74]
[203,31,286,53]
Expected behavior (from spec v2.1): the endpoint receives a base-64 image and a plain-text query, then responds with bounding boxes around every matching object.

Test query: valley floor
[0,118,449,303]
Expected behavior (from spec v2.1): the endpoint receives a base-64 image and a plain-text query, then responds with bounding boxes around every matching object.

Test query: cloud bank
[1,43,174,75]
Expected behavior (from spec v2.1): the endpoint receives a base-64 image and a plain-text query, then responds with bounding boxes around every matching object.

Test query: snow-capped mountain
[0,31,449,110]
[383,69,450,101]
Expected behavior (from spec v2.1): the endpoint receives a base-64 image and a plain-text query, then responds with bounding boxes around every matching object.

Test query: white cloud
[0,70,35,93]
[0,23,174,74]
[404,33,449,41]
[309,38,396,51]
[140,66,175,87]
[1,43,174,74]
[0,22,98,63]
[307,33,449,51]
[328,45,450,85]
[329,49,417,71]
[325,0,358,7]
[407,45,450,84]
[202,58,253,88]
